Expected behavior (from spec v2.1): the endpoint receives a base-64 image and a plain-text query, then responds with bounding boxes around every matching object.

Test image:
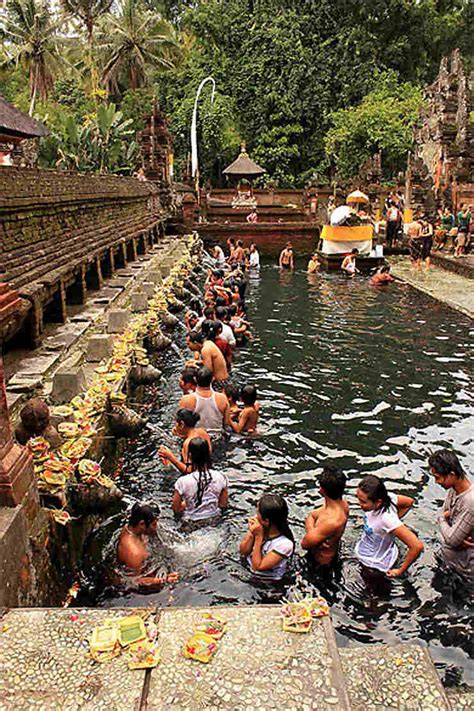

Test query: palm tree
[0,0,63,114]
[96,0,179,95]
[60,0,114,44]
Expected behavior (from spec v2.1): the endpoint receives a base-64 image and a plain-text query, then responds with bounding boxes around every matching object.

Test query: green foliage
[96,0,180,94]
[325,72,424,179]
[51,103,139,173]
[0,0,64,111]
[0,0,471,182]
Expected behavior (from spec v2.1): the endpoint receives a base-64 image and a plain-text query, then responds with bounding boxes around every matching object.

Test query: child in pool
[230,385,259,433]
[240,493,295,580]
[355,475,424,577]
[229,304,253,342]
[224,382,241,423]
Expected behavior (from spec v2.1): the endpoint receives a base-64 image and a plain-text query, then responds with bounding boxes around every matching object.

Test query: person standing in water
[301,467,349,567]
[230,384,260,434]
[172,437,228,524]
[428,449,473,579]
[279,242,294,270]
[240,493,295,580]
[117,503,179,589]
[179,366,230,437]
[341,249,359,278]
[307,253,320,274]
[249,243,260,269]
[200,320,231,391]
[355,475,423,577]
[159,408,212,475]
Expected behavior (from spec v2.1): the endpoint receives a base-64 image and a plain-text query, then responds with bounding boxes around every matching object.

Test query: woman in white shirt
[355,475,423,577]
[248,243,260,269]
[172,437,228,523]
[240,494,294,580]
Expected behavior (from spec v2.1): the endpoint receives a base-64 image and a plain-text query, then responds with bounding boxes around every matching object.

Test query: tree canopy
[0,0,471,180]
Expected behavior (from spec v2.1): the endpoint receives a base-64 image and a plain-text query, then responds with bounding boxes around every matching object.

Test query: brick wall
[0,167,161,288]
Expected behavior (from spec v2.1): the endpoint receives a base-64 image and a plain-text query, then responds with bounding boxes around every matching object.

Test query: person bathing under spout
[301,466,349,567]
[172,437,228,526]
[159,408,212,475]
[117,503,179,590]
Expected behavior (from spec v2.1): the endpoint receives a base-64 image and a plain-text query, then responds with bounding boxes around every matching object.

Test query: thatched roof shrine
[0,96,49,141]
[223,144,265,178]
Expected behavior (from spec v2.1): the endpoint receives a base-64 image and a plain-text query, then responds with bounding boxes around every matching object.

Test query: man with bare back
[301,466,349,566]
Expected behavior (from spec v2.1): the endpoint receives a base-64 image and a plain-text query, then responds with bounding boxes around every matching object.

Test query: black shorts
[421,236,433,259]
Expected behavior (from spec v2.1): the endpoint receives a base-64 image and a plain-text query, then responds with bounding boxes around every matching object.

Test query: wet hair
[189,298,203,316]
[237,240,243,247]
[224,382,240,403]
[380,265,391,273]
[196,366,213,388]
[228,304,237,316]
[428,449,465,479]
[351,248,359,255]
[201,319,220,341]
[180,367,197,385]
[215,306,227,321]
[129,502,159,527]
[358,475,392,512]
[176,408,200,428]
[258,494,294,544]
[187,330,204,345]
[187,437,212,506]
[318,466,346,500]
[241,384,257,406]
[215,296,227,307]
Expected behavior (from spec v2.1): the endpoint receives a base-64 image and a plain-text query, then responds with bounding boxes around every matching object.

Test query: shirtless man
[279,242,294,270]
[408,216,423,269]
[179,366,230,436]
[117,503,179,589]
[200,320,230,391]
[301,467,349,566]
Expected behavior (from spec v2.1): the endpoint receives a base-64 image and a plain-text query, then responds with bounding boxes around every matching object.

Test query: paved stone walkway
[390,257,474,319]
[0,605,460,710]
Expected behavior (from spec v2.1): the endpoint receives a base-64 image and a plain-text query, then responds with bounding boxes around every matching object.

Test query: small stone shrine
[138,98,173,206]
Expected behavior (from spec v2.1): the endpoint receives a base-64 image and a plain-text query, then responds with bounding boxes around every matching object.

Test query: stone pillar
[0,357,38,514]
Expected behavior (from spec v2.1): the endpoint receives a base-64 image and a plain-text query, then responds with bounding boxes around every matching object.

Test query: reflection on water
[80,263,474,685]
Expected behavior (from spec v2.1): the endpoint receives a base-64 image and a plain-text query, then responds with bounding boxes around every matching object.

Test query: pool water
[81,262,474,685]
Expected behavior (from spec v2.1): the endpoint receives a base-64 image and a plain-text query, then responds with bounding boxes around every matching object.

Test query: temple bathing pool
[80,261,474,686]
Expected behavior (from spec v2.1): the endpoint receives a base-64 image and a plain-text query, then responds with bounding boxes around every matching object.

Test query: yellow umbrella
[347,190,369,204]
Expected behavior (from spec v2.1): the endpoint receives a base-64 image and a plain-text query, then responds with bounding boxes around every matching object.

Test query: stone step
[339,644,451,711]
[0,606,351,711]
[446,688,474,710]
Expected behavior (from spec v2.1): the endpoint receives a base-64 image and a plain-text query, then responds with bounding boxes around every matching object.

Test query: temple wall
[0,167,164,347]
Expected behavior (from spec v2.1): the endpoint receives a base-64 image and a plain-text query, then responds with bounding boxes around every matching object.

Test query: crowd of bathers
[117,240,473,588]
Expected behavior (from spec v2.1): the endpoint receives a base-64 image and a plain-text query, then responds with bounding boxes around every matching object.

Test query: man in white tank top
[179,366,230,436]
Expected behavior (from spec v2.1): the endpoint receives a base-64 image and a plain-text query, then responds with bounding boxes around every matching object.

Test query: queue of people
[117,238,472,590]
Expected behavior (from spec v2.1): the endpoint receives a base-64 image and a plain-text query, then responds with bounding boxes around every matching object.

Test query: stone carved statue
[15,398,62,448]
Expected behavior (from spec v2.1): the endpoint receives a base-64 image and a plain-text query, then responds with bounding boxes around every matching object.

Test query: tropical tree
[60,0,113,43]
[54,102,138,173]
[96,0,180,95]
[324,72,424,180]
[0,0,63,114]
